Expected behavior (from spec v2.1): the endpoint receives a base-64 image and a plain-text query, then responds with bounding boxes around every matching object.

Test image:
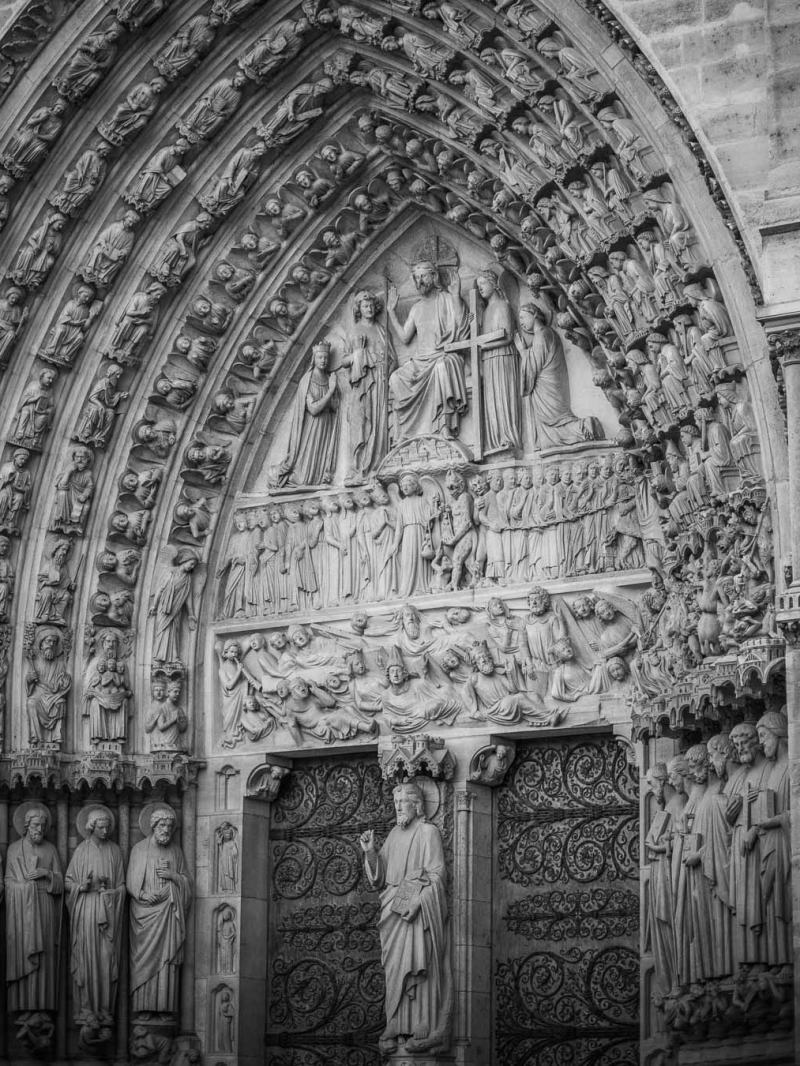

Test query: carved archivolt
[0,1,782,778]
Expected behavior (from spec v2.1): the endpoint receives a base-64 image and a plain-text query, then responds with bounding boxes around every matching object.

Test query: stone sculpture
[277,340,339,487]
[0,447,32,535]
[361,780,452,1054]
[6,804,64,1020]
[25,626,71,746]
[82,631,132,744]
[150,547,200,662]
[387,258,470,440]
[49,142,112,216]
[65,805,125,1049]
[127,806,192,1015]
[50,445,95,534]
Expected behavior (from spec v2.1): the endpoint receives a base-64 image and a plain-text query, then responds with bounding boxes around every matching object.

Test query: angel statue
[341,289,395,485]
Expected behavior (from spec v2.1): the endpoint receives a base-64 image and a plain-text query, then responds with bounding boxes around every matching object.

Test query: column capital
[768,327,800,367]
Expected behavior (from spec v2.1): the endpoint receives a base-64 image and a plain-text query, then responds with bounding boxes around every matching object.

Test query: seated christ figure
[387,260,470,441]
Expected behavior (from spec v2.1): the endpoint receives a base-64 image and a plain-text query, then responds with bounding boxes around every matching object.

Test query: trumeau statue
[361,780,452,1055]
[65,805,125,1050]
[126,806,192,1016]
[6,804,64,1017]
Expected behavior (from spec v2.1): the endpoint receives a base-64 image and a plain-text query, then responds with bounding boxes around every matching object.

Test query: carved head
[666,755,690,793]
[756,710,788,760]
[607,656,629,682]
[288,624,310,649]
[685,743,709,784]
[151,677,167,702]
[706,732,732,778]
[24,808,50,843]
[411,261,437,295]
[398,473,421,498]
[289,677,309,699]
[486,597,508,620]
[86,810,112,839]
[730,722,760,765]
[221,639,241,662]
[0,534,9,556]
[445,468,465,497]
[345,649,367,676]
[646,762,668,803]
[370,484,389,506]
[470,640,495,675]
[312,340,331,369]
[38,627,62,661]
[476,268,498,298]
[594,598,616,623]
[150,807,176,846]
[527,587,551,615]
[550,636,574,663]
[393,782,424,828]
[401,604,421,638]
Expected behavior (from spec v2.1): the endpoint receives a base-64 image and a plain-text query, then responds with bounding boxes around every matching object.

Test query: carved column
[769,328,800,573]
[767,321,800,1054]
[115,793,130,1066]
[56,790,69,1062]
[180,777,198,1036]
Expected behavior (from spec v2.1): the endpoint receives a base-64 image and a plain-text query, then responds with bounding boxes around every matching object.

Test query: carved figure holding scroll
[361,781,452,1054]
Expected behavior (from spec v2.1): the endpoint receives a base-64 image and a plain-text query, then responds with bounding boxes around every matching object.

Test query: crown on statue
[312,339,332,354]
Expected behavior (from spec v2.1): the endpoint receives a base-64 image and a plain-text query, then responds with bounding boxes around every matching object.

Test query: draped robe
[520,322,589,448]
[366,819,452,1045]
[6,836,63,1010]
[65,837,125,1022]
[389,288,469,440]
[127,836,192,1013]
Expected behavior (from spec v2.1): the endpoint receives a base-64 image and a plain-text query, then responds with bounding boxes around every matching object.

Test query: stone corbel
[379,734,455,783]
[245,756,291,800]
[467,740,516,787]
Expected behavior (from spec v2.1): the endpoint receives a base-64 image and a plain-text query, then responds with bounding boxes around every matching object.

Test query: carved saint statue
[149,548,200,663]
[127,806,192,1015]
[387,259,470,440]
[516,305,600,449]
[6,804,64,1014]
[361,781,452,1055]
[65,806,125,1049]
[50,445,95,534]
[82,631,132,744]
[26,626,71,746]
[277,339,339,487]
[476,268,520,453]
[342,289,394,484]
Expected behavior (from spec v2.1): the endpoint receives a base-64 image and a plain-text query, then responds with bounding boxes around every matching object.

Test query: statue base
[387,1055,454,1066]
[676,1034,794,1064]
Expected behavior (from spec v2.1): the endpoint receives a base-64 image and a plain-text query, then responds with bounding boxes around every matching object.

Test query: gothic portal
[0,0,794,1064]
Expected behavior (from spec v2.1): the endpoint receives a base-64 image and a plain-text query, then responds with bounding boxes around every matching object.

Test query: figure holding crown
[387,259,470,441]
[278,339,340,487]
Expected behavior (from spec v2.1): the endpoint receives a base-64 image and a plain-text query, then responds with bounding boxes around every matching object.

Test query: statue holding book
[360,780,452,1055]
